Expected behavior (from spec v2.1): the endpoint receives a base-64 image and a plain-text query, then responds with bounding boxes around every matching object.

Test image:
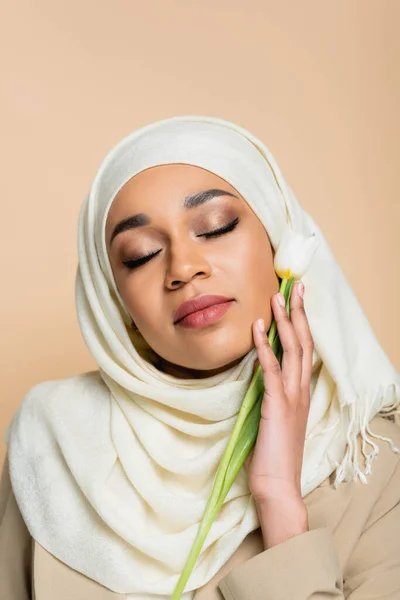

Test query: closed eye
[122,217,240,271]
[200,217,239,238]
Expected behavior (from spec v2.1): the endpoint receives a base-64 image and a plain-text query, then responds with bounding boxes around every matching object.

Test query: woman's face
[105,164,279,378]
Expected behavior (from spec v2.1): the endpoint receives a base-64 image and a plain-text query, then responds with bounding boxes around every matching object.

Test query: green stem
[221,393,263,498]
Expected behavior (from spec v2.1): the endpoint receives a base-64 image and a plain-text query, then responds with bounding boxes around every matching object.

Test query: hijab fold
[5,116,400,598]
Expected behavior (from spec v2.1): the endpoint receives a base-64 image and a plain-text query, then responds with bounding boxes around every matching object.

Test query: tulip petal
[274,225,319,280]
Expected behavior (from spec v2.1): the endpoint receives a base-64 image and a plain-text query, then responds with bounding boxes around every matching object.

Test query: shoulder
[5,370,114,535]
[16,369,108,411]
[4,370,111,470]
[5,370,109,442]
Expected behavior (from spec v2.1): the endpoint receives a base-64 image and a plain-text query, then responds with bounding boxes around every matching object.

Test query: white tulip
[274,223,320,280]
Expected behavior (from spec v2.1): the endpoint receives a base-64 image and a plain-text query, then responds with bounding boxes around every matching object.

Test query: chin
[187,349,250,372]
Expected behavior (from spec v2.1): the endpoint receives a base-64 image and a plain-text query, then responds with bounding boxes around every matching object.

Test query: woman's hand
[245,281,314,506]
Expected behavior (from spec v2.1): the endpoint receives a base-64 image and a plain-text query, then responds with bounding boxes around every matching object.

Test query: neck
[156,354,245,379]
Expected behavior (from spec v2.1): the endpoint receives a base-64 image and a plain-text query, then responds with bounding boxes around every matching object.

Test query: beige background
[0,1,399,464]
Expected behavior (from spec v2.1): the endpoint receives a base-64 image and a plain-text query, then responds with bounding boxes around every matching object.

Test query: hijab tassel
[332,379,400,489]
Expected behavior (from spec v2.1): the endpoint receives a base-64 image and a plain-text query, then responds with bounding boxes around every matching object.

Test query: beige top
[1,414,400,600]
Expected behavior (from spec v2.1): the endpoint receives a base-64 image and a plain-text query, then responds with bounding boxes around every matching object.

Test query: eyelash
[122,217,240,271]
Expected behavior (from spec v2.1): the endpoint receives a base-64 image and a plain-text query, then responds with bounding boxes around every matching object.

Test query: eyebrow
[109,188,239,246]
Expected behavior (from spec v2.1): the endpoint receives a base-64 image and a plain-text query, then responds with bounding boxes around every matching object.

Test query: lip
[176,301,235,329]
[174,294,234,325]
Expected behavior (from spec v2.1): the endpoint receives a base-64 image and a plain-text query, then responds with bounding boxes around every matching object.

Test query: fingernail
[257,318,265,333]
[277,293,285,307]
[297,282,305,297]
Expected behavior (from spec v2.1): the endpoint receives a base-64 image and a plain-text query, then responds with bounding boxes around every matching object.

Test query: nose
[164,238,212,289]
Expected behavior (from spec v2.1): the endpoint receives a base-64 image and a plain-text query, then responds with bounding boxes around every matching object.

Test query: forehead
[106,164,241,220]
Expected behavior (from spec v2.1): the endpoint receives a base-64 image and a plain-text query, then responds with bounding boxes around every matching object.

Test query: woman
[1,115,400,600]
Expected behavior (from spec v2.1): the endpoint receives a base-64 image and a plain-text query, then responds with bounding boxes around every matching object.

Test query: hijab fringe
[329,379,400,489]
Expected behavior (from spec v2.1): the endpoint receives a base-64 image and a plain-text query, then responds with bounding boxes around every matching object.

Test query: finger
[252,319,285,402]
[290,282,314,395]
[252,358,259,378]
[272,292,302,399]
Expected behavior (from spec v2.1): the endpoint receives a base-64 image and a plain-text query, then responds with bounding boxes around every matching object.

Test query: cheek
[234,231,271,276]
[234,232,276,304]
[119,275,163,324]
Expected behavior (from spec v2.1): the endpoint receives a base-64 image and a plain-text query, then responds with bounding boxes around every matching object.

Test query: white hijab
[5,116,400,599]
